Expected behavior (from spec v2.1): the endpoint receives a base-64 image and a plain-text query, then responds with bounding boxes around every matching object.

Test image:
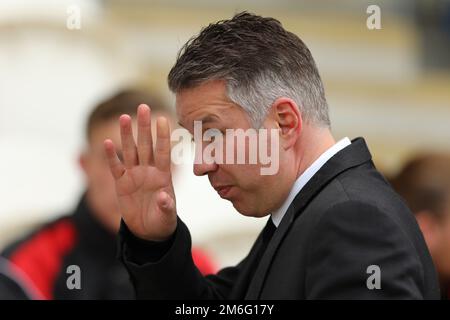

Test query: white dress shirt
[271,137,352,227]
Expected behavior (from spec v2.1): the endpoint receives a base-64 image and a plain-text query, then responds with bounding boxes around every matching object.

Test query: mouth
[213,185,234,199]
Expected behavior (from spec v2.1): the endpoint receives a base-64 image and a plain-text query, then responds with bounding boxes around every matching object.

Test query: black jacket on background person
[0,257,32,300]
[118,138,440,299]
[1,195,134,300]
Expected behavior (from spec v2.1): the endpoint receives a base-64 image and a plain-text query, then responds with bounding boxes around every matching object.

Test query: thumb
[156,190,175,214]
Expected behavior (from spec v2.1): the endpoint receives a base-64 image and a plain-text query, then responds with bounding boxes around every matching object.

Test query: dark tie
[261,218,277,250]
[252,218,277,273]
[243,218,277,292]
[240,218,277,296]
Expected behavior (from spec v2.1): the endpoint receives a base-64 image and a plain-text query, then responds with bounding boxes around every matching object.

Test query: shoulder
[307,161,414,233]
[1,216,78,299]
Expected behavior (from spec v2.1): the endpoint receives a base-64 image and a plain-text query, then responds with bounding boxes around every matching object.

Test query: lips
[213,185,233,199]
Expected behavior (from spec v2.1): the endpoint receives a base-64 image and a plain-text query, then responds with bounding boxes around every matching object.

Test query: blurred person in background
[0,90,215,300]
[391,154,450,299]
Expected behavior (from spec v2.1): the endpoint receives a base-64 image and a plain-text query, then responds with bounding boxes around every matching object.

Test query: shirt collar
[271,137,351,227]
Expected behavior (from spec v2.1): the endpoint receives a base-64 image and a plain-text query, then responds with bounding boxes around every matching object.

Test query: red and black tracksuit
[1,194,216,299]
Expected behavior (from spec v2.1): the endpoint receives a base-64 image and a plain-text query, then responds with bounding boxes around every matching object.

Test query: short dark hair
[168,12,329,127]
[86,89,169,141]
[391,154,450,217]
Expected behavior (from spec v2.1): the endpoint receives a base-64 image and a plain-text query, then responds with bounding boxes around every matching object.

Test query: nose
[193,161,218,176]
[193,139,220,176]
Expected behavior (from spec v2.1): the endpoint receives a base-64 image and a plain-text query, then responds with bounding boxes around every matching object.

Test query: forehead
[90,119,121,141]
[176,80,248,130]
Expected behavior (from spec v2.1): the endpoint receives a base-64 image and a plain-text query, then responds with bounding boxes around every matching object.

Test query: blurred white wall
[0,33,138,246]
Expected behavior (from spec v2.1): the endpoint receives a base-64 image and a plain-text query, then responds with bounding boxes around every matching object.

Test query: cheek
[88,163,115,188]
[223,164,262,187]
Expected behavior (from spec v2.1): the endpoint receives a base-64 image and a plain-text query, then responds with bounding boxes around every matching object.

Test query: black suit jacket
[118,138,440,299]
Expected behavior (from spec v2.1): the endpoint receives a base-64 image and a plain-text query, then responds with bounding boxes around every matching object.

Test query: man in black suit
[104,12,439,299]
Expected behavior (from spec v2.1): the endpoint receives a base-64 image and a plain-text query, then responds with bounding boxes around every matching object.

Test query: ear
[78,152,88,175]
[268,97,302,149]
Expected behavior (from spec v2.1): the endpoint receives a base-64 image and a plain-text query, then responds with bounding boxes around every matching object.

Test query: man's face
[81,119,123,232]
[176,80,290,217]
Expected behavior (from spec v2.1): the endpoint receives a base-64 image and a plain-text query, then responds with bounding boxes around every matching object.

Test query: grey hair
[168,12,330,129]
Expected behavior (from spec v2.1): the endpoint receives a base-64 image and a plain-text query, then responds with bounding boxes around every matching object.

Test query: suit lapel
[245,137,373,299]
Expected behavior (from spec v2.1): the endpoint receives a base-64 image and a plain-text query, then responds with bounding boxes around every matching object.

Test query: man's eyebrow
[178,114,220,128]
[199,114,219,123]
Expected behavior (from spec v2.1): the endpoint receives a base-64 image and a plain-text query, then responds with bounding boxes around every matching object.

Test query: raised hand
[104,104,177,241]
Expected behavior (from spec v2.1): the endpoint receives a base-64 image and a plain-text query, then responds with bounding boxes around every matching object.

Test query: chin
[232,201,269,218]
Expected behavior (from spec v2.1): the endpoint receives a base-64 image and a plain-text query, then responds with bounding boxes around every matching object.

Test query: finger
[155,117,171,172]
[104,139,126,179]
[137,104,153,166]
[120,114,138,168]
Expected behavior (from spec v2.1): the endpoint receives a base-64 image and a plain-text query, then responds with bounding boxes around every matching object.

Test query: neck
[85,189,119,234]
[295,126,336,179]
